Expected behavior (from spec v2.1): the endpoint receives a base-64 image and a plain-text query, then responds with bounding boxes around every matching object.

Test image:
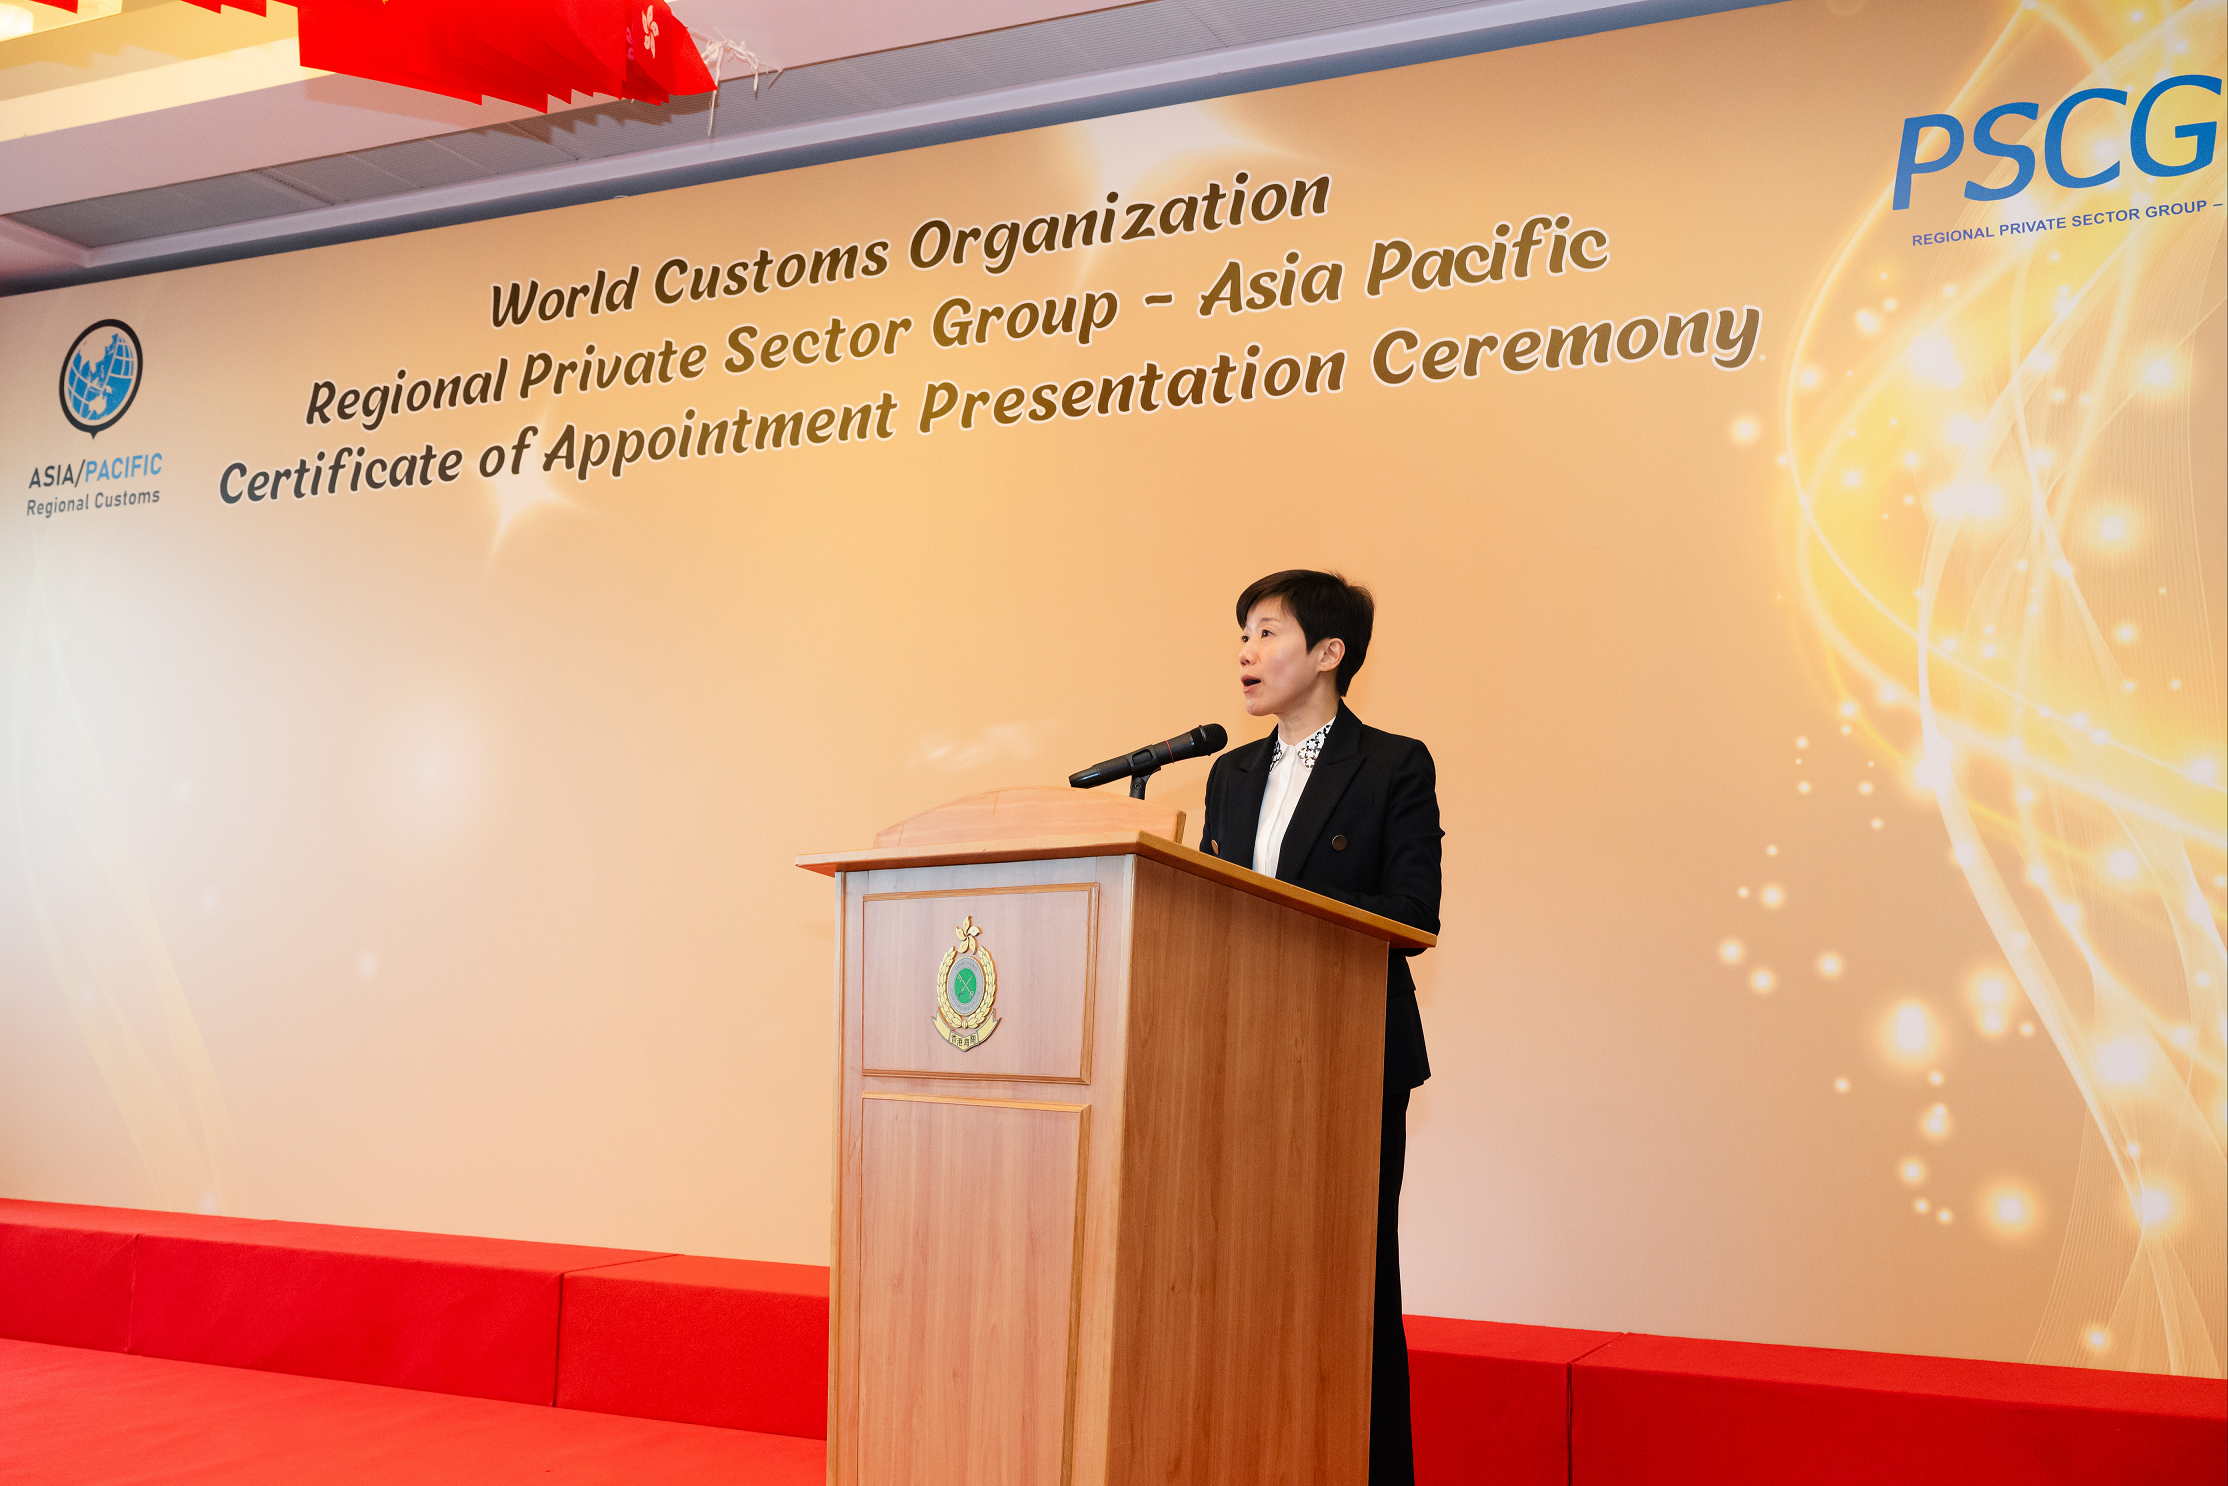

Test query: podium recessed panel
[860,883,1096,1082]
[855,1093,1087,1486]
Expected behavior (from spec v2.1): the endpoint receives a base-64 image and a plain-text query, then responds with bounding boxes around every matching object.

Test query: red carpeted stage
[3,1199,2219,1484]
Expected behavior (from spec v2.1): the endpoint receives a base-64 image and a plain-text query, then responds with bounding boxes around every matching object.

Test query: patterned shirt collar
[1270,718,1334,771]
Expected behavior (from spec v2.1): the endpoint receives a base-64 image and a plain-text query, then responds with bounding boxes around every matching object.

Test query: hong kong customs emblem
[933,915,1001,1051]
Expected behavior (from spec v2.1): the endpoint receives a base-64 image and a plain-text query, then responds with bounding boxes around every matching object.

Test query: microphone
[1069,723,1229,795]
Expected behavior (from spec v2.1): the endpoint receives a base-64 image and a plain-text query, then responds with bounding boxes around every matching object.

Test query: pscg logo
[1894,74,2221,210]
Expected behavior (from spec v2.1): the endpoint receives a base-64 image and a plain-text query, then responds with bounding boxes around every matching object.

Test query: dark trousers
[1371,1081,1413,1485]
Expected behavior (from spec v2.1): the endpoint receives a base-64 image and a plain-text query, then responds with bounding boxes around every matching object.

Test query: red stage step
[1571,1332,2225,1485]
[4,1197,2223,1484]
[132,1215,666,1404]
[0,1337,823,1486]
[1407,1315,1617,1485]
[556,1253,830,1436]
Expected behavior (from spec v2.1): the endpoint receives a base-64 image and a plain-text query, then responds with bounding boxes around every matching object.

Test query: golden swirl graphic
[1784,1,2224,1375]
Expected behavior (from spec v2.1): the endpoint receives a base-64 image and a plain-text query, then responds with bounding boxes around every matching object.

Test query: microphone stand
[1128,767,1156,800]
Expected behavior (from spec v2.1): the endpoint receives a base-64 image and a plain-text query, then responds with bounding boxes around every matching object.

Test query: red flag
[244,0,710,110]
[627,0,716,101]
[297,0,485,106]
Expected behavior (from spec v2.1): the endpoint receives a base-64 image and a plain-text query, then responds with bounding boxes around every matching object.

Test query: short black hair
[1236,569,1375,696]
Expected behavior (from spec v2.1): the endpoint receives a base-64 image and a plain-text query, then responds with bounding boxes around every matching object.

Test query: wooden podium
[798,788,1434,1486]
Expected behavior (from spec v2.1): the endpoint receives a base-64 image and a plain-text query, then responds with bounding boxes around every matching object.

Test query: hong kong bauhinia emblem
[933,915,1000,1051]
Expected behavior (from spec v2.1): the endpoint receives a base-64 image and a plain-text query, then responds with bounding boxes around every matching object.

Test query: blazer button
[1331,834,1347,851]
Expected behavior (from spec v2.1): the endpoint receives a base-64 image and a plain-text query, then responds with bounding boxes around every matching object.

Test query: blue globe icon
[59,320,142,435]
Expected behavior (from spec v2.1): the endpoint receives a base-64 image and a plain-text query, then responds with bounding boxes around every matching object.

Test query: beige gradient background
[2,0,2221,1371]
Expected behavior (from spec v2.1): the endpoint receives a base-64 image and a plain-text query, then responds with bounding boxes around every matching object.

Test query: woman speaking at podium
[1197,569,1442,1486]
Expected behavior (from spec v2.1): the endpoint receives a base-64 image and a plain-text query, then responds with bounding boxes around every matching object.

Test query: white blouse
[1251,718,1333,875]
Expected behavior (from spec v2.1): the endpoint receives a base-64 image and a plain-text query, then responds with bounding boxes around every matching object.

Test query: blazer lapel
[1274,704,1365,880]
[1224,730,1275,870]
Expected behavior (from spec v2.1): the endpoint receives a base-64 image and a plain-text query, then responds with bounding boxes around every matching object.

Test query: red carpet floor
[0,1338,826,1485]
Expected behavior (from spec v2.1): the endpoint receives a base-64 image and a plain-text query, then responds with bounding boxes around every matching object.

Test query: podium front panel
[855,1093,1088,1485]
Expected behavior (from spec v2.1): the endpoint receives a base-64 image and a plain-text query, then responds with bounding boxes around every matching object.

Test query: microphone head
[1197,723,1229,752]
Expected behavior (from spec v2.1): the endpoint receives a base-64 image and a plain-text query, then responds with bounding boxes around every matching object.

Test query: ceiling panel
[15,168,325,246]
[429,123,583,177]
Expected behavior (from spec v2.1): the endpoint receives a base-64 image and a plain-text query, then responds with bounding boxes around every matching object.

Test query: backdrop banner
[3,0,2221,1376]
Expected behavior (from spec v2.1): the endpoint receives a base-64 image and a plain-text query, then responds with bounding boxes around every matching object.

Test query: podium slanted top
[796,786,1434,950]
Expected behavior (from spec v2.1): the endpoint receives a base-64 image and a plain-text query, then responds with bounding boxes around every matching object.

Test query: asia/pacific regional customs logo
[60,320,142,437]
[933,915,1001,1052]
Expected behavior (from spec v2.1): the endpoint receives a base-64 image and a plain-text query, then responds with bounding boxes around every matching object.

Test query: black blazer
[1196,702,1441,1089]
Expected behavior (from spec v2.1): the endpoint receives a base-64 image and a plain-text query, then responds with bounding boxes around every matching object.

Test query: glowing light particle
[2187,758,2219,785]
[1797,780,1812,795]
[1870,818,1884,830]
[1815,951,1845,980]
[2138,1188,2171,1226]
[1729,415,1761,445]
[1833,1077,1851,1093]
[1899,1158,1927,1186]
[1841,469,1861,488]
[1915,1198,1931,1214]
[2097,513,2129,543]
[1974,976,2010,1037]
[1913,745,1953,793]
[2083,1325,2110,1352]
[2105,848,2140,881]
[1718,937,1746,965]
[1759,883,1785,909]
[1930,482,2005,521]
[1889,1002,1937,1061]
[2096,1036,2150,1085]
[1749,968,1778,995]
[1936,1208,1954,1225]
[2019,1021,2036,1037]
[1920,1103,1953,1141]
[2112,620,2139,644]
[1928,1069,1944,1087]
[1858,780,1875,796]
